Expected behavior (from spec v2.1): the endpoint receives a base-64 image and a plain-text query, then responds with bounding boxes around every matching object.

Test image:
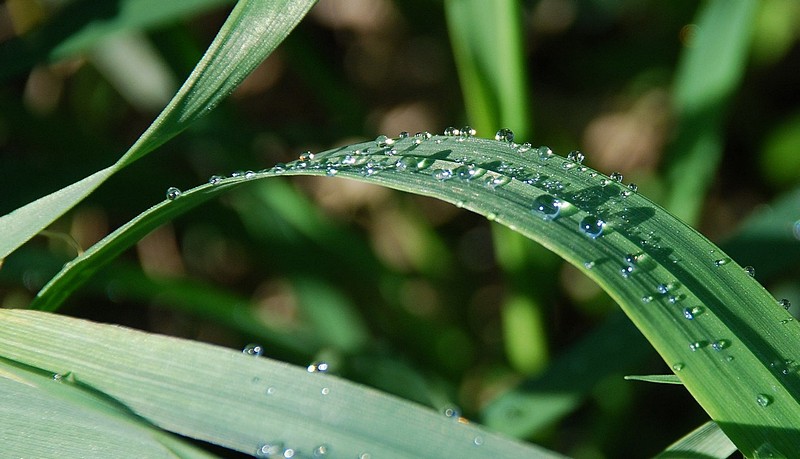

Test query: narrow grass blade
[663,0,758,223]
[0,309,562,458]
[656,421,737,459]
[623,374,682,385]
[0,0,316,260]
[0,358,217,458]
[29,133,800,454]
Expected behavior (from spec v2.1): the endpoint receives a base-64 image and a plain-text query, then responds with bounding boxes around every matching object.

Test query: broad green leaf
[656,421,737,459]
[30,133,800,454]
[664,0,758,223]
[0,0,316,260]
[0,358,216,458]
[0,309,561,458]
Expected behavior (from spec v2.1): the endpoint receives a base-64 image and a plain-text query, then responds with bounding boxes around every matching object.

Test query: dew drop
[620,265,634,278]
[52,373,63,382]
[566,150,585,164]
[243,343,264,357]
[781,318,793,324]
[779,299,791,310]
[398,131,409,139]
[266,386,276,395]
[231,170,245,177]
[517,142,531,153]
[484,174,511,189]
[208,175,224,185]
[682,307,699,320]
[454,164,485,180]
[432,169,453,181]
[656,283,670,295]
[711,339,730,351]
[321,387,330,395]
[283,448,296,458]
[532,194,562,220]
[714,258,729,267]
[444,126,459,136]
[443,406,461,419]
[689,340,708,352]
[326,167,338,176]
[744,266,756,277]
[166,187,181,200]
[359,453,372,459]
[641,295,654,303]
[579,216,605,238]
[627,183,638,193]
[624,253,639,264]
[461,126,476,137]
[376,135,395,148]
[672,362,685,372]
[307,362,329,373]
[756,393,773,407]
[299,151,315,161]
[584,260,596,269]
[537,146,554,161]
[256,442,283,458]
[610,172,623,183]
[473,436,484,446]
[494,128,514,143]
[313,444,329,456]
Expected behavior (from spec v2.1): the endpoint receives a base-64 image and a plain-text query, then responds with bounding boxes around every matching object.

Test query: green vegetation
[1,0,799,457]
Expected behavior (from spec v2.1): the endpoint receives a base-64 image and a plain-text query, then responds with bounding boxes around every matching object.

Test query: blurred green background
[1,0,799,457]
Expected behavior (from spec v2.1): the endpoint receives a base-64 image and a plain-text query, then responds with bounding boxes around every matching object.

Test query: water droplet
[566,150,585,164]
[532,195,562,220]
[484,174,511,189]
[454,164,485,180]
[620,265,634,278]
[283,448,296,458]
[656,283,670,294]
[326,166,338,176]
[473,436,484,446]
[744,266,756,277]
[299,151,315,161]
[627,183,638,193]
[579,216,605,238]
[307,362,329,373]
[584,260,596,269]
[256,442,283,458]
[398,131,409,139]
[610,172,623,183]
[779,299,791,310]
[166,187,181,200]
[376,135,395,148]
[624,253,639,264]
[52,373,63,382]
[208,175,224,185]
[358,453,372,459]
[781,318,793,324]
[711,339,730,351]
[756,393,773,407]
[461,126,476,137]
[683,307,701,320]
[313,444,330,456]
[321,387,330,395]
[443,406,461,419]
[432,169,453,181]
[642,295,654,303]
[494,128,514,143]
[537,146,553,161]
[444,126,460,136]
[243,343,264,357]
[266,386,276,395]
[517,142,531,153]
[672,362,685,372]
[668,294,682,304]
[689,340,708,352]
[714,258,729,267]
[231,170,245,177]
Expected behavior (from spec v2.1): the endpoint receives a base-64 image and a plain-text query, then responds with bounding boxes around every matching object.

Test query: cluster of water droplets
[255,442,332,458]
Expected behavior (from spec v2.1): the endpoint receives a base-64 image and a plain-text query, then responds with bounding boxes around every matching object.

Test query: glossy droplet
[627,183,638,193]
[375,135,394,148]
[744,266,756,277]
[683,306,703,320]
[711,339,730,351]
[657,283,670,294]
[484,174,511,189]
[307,362,329,373]
[473,436,484,446]
[517,142,531,153]
[495,128,514,143]
[444,126,460,136]
[243,343,264,357]
[620,265,634,278]
[256,442,283,457]
[359,453,372,459]
[231,170,245,177]
[714,258,729,267]
[166,187,181,200]
[299,151,315,161]
[537,146,554,161]
[779,299,791,310]
[283,448,296,458]
[584,261,596,269]
[432,169,453,181]
[326,167,338,176]
[532,195,562,220]
[624,253,639,264]
[689,340,708,352]
[610,172,623,183]
[454,164,485,180]
[272,163,286,174]
[756,393,773,407]
[52,373,63,382]
[566,150,585,164]
[321,387,330,395]
[208,175,224,185]
[244,170,256,179]
[641,295,654,303]
[579,216,605,238]
[672,362,685,372]
[443,406,461,419]
[266,386,276,395]
[398,131,409,139]
[313,444,329,456]
[461,126,476,137]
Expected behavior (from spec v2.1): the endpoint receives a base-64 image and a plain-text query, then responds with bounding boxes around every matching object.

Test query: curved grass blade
[0,358,217,458]
[0,0,316,260]
[0,309,562,458]
[30,133,800,454]
[656,421,737,459]
[623,374,682,385]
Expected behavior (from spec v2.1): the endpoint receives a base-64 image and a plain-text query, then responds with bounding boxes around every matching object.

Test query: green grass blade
[0,358,217,458]
[30,133,800,454]
[623,374,682,385]
[663,0,758,224]
[0,0,316,260]
[0,309,562,458]
[656,421,737,459]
